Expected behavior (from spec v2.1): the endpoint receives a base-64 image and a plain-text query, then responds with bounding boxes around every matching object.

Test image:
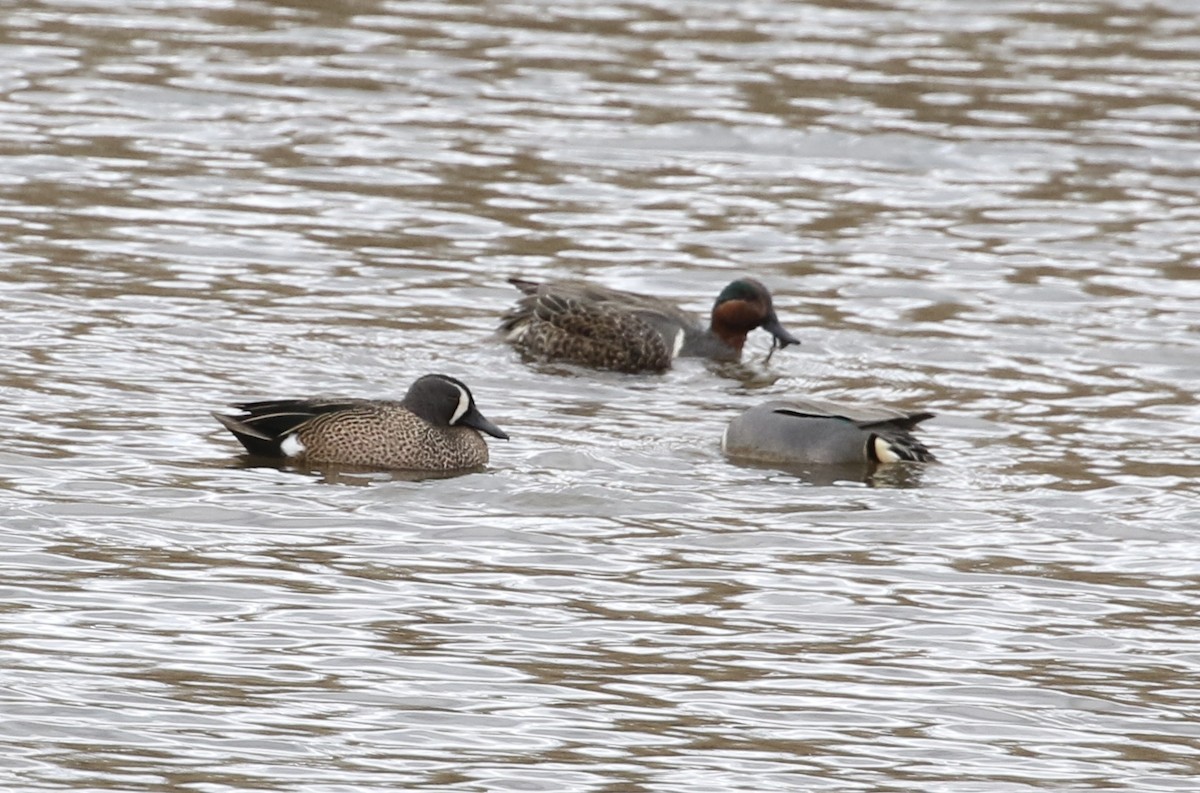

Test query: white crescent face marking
[449,384,471,425]
[280,434,306,458]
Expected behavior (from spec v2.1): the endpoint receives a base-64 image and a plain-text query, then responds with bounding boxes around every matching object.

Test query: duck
[722,398,935,466]
[500,276,800,373]
[212,373,508,471]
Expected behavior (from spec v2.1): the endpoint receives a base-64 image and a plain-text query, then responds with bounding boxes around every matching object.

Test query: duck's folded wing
[494,286,668,372]
[770,398,933,430]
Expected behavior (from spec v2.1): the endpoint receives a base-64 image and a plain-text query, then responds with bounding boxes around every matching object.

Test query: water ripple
[2,0,1199,791]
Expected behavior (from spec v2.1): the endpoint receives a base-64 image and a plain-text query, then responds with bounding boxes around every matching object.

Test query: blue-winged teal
[722,398,935,465]
[213,373,508,471]
[501,276,800,373]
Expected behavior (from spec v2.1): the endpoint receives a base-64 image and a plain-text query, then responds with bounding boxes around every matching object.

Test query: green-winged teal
[213,373,508,471]
[501,276,800,373]
[722,398,935,465]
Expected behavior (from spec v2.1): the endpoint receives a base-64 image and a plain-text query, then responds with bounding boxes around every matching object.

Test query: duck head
[404,374,510,440]
[710,278,800,353]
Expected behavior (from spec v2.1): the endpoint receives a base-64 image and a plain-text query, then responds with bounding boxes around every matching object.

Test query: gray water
[2,1,1198,791]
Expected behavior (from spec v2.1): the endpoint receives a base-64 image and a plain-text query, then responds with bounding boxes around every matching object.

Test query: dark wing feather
[213,399,370,457]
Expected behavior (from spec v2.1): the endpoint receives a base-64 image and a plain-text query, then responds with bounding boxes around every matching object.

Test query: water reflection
[224,455,493,485]
[721,456,932,488]
[1,0,1199,791]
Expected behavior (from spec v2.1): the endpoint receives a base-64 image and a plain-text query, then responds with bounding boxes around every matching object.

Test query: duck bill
[762,314,800,348]
[463,408,510,440]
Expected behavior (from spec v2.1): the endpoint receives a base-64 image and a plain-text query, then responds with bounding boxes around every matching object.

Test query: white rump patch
[873,436,900,464]
[280,434,306,458]
[449,384,471,425]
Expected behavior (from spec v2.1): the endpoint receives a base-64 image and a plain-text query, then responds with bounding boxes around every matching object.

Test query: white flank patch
[670,328,685,358]
[449,384,471,425]
[280,434,306,458]
[719,424,730,453]
[505,324,526,342]
[873,436,900,464]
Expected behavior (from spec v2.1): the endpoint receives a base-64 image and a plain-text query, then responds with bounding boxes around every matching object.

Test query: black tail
[213,399,355,457]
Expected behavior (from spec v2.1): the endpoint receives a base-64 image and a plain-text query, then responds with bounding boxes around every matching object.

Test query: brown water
[2,1,1199,791]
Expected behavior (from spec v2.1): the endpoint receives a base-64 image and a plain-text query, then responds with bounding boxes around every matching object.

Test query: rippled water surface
[2,1,1199,790]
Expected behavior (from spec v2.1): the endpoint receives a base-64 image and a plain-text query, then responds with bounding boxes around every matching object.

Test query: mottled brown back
[504,287,674,373]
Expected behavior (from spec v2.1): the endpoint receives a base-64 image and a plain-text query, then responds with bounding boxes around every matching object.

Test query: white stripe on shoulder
[670,328,685,358]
